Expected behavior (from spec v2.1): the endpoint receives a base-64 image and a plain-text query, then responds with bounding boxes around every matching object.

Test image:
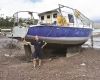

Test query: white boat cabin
[38,9,75,27]
[38,8,92,28]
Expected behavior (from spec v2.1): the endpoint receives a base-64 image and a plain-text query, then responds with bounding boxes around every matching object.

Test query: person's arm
[23,38,31,45]
[41,41,47,48]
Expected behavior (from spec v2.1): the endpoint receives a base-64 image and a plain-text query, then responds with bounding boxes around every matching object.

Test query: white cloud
[0,0,36,17]
[0,0,100,20]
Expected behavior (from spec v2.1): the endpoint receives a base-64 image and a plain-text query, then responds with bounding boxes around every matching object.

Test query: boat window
[41,16,44,20]
[68,14,74,23]
[53,13,57,18]
[47,15,50,19]
[52,21,57,25]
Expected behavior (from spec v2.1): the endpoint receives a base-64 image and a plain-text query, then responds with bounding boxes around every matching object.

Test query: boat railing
[13,11,39,28]
[58,4,93,28]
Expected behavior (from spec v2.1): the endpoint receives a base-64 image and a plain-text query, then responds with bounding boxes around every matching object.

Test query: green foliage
[0,16,38,29]
[0,16,14,29]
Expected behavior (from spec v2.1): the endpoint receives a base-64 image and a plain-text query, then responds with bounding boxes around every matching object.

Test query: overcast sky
[0,0,100,21]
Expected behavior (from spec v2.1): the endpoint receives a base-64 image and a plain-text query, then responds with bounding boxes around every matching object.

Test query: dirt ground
[0,35,100,80]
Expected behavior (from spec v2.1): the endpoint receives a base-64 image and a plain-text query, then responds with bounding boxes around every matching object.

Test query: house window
[68,14,74,23]
[53,13,57,18]
[47,15,50,19]
[41,16,44,20]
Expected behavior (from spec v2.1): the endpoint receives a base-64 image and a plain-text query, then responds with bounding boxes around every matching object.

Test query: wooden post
[24,44,32,62]
[66,46,81,58]
[91,35,94,48]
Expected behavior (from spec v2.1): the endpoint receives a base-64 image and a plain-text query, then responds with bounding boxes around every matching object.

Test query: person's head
[35,35,39,41]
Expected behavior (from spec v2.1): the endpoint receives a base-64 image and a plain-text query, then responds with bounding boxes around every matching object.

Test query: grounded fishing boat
[10,4,93,46]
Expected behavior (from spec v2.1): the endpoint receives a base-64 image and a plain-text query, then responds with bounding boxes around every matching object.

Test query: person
[32,35,47,68]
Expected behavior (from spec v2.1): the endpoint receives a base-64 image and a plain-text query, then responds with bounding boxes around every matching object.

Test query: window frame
[41,16,44,20]
[68,14,74,23]
[53,13,57,18]
[47,15,51,19]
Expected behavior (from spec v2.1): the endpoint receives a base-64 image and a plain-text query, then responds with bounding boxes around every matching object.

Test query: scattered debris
[80,63,86,66]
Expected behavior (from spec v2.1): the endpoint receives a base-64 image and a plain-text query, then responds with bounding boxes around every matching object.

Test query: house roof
[38,9,58,16]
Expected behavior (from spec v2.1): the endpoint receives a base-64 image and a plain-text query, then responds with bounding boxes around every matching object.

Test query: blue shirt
[32,40,45,52]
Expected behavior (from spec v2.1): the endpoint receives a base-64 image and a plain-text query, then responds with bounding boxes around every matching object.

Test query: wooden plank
[24,44,32,62]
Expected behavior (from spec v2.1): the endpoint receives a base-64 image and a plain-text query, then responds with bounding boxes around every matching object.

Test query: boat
[10,4,93,47]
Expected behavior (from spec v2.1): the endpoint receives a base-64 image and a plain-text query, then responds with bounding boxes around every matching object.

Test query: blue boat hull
[26,25,92,45]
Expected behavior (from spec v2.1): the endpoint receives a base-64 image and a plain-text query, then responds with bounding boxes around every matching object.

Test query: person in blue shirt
[32,35,47,68]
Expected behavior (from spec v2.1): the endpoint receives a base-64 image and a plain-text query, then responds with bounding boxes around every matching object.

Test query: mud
[0,35,100,80]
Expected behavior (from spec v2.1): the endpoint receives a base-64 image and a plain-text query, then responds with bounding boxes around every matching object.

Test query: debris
[80,63,86,66]
[4,54,11,57]
[82,75,86,77]
[4,54,14,57]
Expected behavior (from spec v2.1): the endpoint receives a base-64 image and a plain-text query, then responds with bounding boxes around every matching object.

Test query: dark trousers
[32,49,43,59]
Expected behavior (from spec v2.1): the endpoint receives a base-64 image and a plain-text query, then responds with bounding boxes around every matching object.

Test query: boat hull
[26,25,92,45]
